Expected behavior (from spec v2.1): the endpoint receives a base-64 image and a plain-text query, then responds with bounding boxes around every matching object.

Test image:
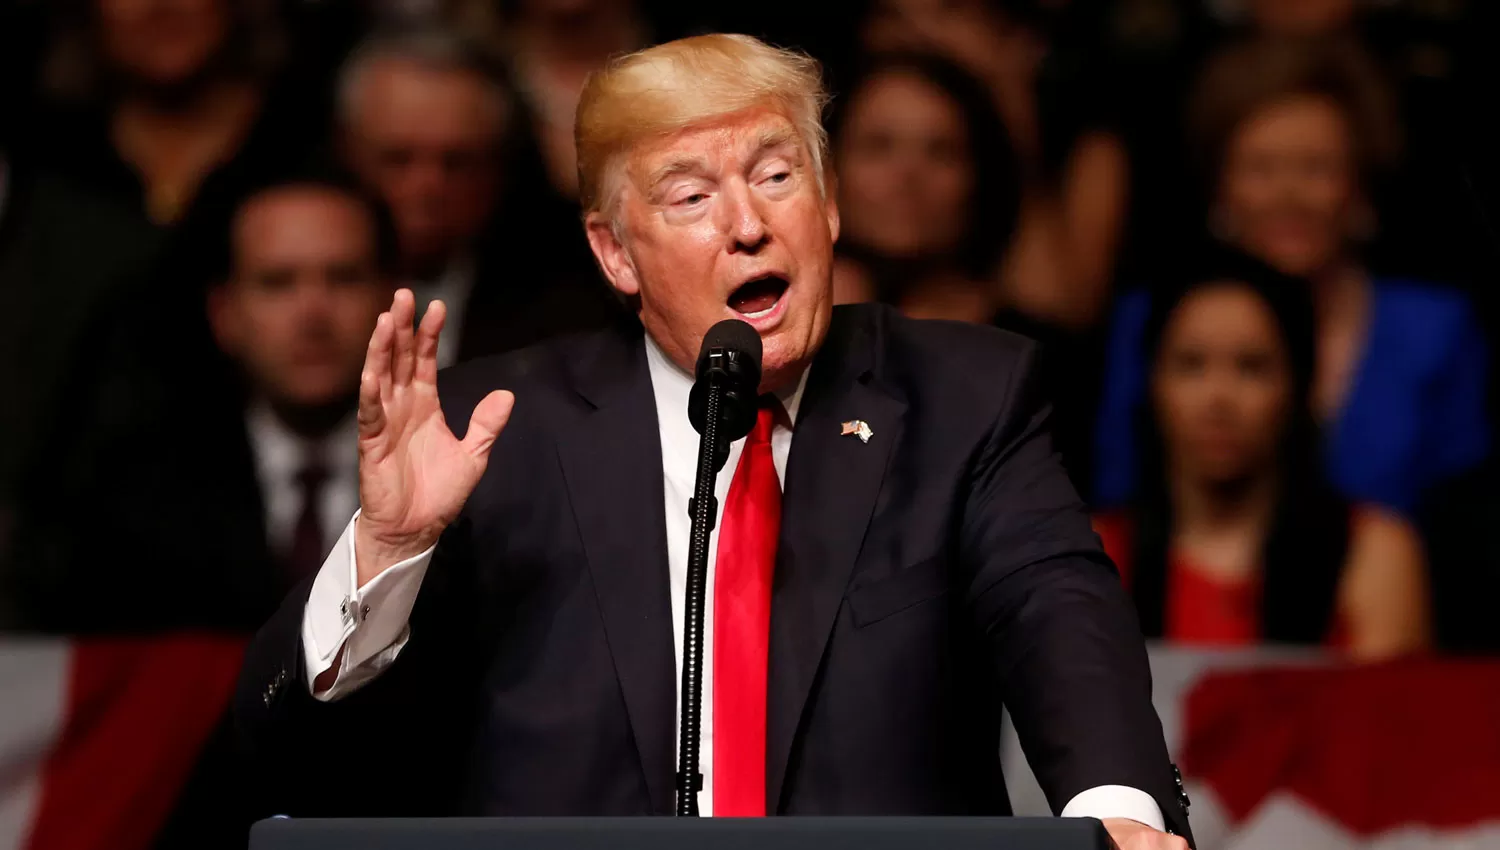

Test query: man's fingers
[364,311,395,402]
[358,314,392,438]
[391,288,417,387]
[415,299,447,386]
[462,390,516,462]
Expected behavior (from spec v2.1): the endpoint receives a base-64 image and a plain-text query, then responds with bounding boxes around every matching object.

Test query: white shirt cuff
[301,510,435,701]
[1061,785,1165,831]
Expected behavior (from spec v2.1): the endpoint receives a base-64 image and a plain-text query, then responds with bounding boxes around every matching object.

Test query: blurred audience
[337,28,504,366]
[37,0,311,232]
[1238,0,1355,36]
[1094,249,1430,660]
[1094,35,1488,515]
[3,169,394,632]
[12,0,327,492]
[337,26,625,364]
[858,0,1128,330]
[482,0,649,202]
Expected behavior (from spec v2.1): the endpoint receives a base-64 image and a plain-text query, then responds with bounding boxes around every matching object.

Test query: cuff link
[263,666,288,707]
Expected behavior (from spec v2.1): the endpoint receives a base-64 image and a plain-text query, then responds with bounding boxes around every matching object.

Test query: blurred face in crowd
[862,0,1011,53]
[517,0,629,22]
[212,187,390,410]
[836,70,973,261]
[1218,95,1357,279]
[587,107,840,392]
[342,58,503,278]
[1152,283,1293,487]
[1249,0,1356,35]
[97,0,229,90]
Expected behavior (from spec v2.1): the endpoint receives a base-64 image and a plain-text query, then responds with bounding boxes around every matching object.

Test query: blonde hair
[575,33,831,217]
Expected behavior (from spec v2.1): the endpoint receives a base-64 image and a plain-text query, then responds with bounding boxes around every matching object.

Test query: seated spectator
[205,170,394,592]
[1094,249,1430,660]
[336,27,624,364]
[1094,36,1487,514]
[484,0,649,202]
[857,0,1129,330]
[2,169,393,631]
[37,0,314,236]
[829,52,1020,320]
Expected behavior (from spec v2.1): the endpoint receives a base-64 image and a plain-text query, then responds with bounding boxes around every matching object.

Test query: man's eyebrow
[645,157,706,194]
[750,126,800,159]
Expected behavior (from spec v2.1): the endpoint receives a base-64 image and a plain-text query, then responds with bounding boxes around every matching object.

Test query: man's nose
[404,158,448,204]
[720,180,768,252]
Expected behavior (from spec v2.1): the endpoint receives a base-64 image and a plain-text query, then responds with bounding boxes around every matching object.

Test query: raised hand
[353,289,514,586]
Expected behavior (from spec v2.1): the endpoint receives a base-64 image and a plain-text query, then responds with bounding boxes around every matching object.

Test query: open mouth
[728,274,790,319]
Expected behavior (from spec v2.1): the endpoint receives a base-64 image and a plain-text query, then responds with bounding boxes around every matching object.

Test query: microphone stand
[676,369,729,817]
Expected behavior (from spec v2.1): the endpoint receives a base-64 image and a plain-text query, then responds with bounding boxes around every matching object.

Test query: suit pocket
[846,556,949,628]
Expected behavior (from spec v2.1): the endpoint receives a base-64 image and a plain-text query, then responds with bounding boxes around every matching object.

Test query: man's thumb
[462,390,515,460]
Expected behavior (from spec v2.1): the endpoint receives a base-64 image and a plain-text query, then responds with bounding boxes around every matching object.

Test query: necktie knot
[284,452,331,586]
[752,395,787,443]
[296,461,329,494]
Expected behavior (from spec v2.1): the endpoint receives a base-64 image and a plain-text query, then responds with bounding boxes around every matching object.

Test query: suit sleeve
[233,516,483,818]
[961,341,1192,841]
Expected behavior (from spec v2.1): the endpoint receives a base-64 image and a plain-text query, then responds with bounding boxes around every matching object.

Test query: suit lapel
[766,310,906,811]
[555,324,678,814]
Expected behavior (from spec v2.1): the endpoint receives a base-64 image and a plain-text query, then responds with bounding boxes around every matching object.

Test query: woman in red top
[1095,248,1429,659]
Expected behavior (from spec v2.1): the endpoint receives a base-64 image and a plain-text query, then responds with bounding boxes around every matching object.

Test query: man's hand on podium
[353,288,515,586]
[1101,818,1188,850]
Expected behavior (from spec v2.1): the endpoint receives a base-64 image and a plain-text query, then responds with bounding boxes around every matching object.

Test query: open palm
[353,290,513,585]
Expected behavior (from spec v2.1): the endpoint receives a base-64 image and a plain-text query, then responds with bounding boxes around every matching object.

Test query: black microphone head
[688,319,763,445]
[694,319,762,380]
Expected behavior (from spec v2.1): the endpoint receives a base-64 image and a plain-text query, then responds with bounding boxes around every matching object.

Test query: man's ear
[206,283,240,357]
[585,212,641,298]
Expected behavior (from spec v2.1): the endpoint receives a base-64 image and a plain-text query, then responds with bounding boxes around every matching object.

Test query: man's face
[587,107,840,391]
[98,0,228,90]
[343,58,502,276]
[212,187,390,410]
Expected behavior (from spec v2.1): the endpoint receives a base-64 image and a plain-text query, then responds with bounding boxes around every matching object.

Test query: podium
[249,816,1113,849]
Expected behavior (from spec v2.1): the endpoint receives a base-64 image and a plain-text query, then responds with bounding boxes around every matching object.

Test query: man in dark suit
[236,34,1191,849]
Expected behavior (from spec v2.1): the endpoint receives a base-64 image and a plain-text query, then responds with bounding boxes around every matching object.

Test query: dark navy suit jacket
[235,303,1191,841]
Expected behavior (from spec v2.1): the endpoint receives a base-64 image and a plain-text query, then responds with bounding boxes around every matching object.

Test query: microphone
[676,319,762,817]
[689,319,763,463]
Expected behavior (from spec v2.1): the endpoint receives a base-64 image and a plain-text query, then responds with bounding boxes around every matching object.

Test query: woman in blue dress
[1094,37,1487,515]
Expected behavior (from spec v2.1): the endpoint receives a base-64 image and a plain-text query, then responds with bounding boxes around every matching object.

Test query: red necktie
[713,398,783,816]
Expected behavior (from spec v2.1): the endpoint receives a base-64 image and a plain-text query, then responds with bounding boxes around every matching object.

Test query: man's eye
[767,171,790,184]
[677,193,708,206]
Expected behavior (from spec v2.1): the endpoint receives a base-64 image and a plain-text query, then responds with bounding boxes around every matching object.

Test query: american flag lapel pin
[840,419,873,444]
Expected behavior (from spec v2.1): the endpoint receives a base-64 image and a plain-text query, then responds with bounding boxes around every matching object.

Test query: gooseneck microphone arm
[676,319,762,817]
[675,368,724,817]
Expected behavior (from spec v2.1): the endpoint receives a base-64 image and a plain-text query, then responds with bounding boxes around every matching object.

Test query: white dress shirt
[299,336,1164,828]
[408,256,475,370]
[245,403,360,556]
